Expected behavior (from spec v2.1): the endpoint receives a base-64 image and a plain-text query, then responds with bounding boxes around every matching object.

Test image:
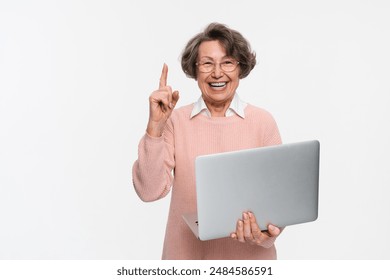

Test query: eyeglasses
[196,59,240,73]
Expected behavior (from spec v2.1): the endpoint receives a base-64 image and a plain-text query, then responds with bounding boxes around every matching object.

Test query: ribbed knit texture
[132,103,282,259]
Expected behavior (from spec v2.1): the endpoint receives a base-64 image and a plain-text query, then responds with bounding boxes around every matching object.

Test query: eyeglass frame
[195,59,240,73]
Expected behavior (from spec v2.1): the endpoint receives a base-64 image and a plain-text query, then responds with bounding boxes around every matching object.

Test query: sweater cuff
[144,132,165,143]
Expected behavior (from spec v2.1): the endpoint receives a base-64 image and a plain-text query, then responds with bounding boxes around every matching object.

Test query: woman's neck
[204,98,233,117]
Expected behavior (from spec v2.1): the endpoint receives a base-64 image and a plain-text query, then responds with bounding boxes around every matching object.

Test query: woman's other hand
[230,212,281,247]
[146,63,180,137]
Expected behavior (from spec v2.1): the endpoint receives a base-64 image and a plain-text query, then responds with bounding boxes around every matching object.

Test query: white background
[1,0,389,260]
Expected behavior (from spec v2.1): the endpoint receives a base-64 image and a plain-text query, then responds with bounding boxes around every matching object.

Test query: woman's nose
[211,64,224,78]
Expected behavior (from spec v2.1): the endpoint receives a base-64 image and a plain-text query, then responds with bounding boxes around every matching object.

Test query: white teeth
[210,82,226,87]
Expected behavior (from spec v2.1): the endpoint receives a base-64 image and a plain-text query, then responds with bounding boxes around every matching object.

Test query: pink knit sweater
[132,103,282,259]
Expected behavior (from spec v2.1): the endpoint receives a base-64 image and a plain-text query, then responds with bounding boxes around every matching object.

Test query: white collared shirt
[190,93,247,119]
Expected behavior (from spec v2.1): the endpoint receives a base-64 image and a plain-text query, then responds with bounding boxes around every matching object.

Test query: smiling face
[196,40,240,115]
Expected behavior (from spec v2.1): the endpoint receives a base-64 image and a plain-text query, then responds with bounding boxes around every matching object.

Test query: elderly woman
[132,23,283,259]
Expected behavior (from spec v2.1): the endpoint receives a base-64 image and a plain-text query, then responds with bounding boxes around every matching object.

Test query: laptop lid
[189,140,320,241]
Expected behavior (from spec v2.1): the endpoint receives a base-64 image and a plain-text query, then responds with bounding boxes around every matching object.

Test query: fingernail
[248,212,253,218]
[269,225,275,231]
[169,102,173,109]
[243,213,248,220]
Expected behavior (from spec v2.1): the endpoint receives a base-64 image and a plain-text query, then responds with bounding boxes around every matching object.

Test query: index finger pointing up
[159,63,168,89]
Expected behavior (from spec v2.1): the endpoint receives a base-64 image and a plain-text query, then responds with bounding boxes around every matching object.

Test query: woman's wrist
[146,120,165,137]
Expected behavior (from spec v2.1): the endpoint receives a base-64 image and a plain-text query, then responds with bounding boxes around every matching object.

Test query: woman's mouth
[209,82,227,88]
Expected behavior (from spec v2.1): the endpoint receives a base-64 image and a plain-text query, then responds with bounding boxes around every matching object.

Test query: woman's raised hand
[146,64,180,137]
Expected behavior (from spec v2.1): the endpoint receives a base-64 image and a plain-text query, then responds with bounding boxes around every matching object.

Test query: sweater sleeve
[132,117,175,202]
[262,111,282,146]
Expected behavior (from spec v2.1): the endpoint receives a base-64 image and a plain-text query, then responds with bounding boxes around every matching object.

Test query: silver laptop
[182,140,320,241]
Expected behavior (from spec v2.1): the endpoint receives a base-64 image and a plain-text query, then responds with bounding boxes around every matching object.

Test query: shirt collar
[190,93,246,119]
